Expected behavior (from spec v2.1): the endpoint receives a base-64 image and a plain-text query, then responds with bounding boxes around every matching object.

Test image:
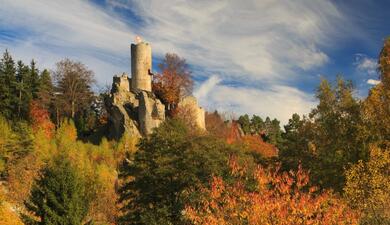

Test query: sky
[0,0,389,124]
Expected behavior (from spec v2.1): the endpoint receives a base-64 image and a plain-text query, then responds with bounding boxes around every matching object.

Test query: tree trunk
[71,100,75,118]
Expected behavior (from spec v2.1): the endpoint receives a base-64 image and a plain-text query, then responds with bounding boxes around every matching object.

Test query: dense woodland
[0,38,389,225]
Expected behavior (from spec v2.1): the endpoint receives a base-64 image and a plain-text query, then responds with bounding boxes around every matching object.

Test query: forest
[0,38,389,225]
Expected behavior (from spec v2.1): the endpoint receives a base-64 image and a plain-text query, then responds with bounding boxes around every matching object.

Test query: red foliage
[185,160,360,225]
[29,100,55,138]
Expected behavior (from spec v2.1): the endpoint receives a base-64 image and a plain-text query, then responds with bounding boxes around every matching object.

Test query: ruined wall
[106,40,206,139]
[178,96,206,130]
[131,42,152,92]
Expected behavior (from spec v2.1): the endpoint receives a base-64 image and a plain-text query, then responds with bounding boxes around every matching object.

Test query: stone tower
[106,40,206,140]
[131,42,152,92]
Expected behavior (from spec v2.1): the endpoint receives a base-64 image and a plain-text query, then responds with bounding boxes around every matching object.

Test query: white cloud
[367,79,380,85]
[354,54,377,75]
[193,75,221,100]
[0,0,135,84]
[196,76,316,125]
[0,0,351,122]
[129,0,345,82]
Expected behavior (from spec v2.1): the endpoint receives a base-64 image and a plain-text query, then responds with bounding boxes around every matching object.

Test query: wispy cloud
[125,0,347,82]
[354,54,378,76]
[0,0,135,84]
[193,75,221,100]
[0,0,355,123]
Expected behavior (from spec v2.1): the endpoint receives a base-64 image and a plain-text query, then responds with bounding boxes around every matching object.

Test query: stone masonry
[106,40,205,139]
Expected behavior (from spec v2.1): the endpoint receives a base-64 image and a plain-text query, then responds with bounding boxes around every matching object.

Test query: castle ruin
[106,40,205,139]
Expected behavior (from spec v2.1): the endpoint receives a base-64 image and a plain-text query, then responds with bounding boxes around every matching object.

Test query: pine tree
[37,69,54,110]
[237,114,251,134]
[15,60,31,119]
[22,155,90,225]
[29,60,40,99]
[0,50,17,120]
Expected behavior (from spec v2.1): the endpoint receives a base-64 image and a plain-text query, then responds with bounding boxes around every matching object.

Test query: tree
[362,37,390,144]
[53,59,95,119]
[153,53,193,112]
[15,60,31,119]
[205,111,230,139]
[279,77,363,191]
[237,114,251,134]
[279,113,314,170]
[250,114,265,135]
[118,119,254,225]
[29,100,55,138]
[22,155,90,225]
[0,116,18,176]
[0,50,17,120]
[264,117,282,146]
[29,60,40,99]
[344,144,390,225]
[185,160,359,225]
[37,69,54,110]
[0,189,23,225]
[309,78,363,191]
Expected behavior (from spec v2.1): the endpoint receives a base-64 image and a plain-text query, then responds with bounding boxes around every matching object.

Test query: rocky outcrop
[106,40,205,140]
[106,73,165,140]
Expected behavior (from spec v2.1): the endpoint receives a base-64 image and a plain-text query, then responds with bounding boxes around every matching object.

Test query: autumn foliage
[226,120,278,158]
[29,100,55,138]
[240,135,278,157]
[185,160,359,225]
[153,53,193,112]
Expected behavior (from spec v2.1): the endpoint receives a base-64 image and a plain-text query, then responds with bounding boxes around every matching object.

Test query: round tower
[131,42,152,92]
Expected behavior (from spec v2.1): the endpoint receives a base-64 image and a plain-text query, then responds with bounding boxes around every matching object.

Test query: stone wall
[178,96,206,130]
[106,41,206,140]
[131,42,152,92]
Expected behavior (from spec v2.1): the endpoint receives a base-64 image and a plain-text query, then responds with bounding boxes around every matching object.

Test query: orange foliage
[185,160,359,225]
[29,100,55,138]
[7,153,43,205]
[225,121,277,157]
[153,53,193,111]
[205,111,230,139]
[226,121,243,144]
[0,205,23,225]
[240,135,278,157]
[0,190,23,225]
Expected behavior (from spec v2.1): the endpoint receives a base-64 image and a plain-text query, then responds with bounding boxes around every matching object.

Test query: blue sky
[0,0,389,124]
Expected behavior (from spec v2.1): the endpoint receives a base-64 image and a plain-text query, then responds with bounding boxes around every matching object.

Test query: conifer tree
[37,69,54,110]
[29,60,40,99]
[15,60,31,119]
[0,50,17,120]
[22,155,90,225]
